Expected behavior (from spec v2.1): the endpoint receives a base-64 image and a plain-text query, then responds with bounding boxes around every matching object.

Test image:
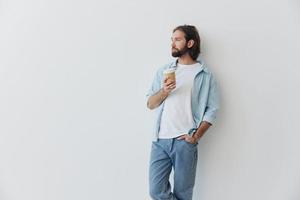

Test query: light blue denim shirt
[146,56,220,142]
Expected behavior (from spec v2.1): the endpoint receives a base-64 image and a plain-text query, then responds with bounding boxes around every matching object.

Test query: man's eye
[171,38,181,42]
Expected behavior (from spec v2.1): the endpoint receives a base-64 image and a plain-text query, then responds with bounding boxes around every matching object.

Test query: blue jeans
[149,137,198,200]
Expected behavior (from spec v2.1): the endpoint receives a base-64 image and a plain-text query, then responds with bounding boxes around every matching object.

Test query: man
[146,25,220,200]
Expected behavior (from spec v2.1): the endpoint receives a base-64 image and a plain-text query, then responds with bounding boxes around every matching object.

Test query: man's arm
[147,78,176,110]
[147,89,169,110]
[192,121,212,141]
[177,121,212,143]
[192,75,220,141]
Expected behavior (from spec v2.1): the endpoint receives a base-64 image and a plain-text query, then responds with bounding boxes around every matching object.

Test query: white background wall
[0,0,300,199]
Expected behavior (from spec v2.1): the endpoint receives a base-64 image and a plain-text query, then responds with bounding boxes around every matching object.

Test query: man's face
[171,30,189,58]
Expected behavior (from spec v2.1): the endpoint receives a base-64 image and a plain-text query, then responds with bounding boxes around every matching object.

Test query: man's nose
[171,42,175,48]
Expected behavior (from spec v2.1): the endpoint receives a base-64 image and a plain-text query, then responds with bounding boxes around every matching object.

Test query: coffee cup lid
[163,69,176,74]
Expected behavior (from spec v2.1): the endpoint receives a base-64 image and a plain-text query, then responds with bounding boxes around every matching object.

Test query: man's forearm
[147,89,169,110]
[193,121,212,141]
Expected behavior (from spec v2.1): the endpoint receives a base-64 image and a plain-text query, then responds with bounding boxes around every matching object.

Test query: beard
[171,46,189,58]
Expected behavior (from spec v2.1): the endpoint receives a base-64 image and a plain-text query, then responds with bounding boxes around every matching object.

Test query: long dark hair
[173,25,201,60]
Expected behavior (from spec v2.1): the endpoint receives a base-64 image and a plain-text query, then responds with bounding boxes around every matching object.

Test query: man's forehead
[172,30,185,38]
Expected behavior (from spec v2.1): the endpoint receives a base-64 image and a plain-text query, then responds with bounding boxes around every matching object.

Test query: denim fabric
[149,136,198,200]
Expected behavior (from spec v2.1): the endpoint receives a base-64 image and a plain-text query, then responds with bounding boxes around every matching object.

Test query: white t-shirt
[158,62,201,139]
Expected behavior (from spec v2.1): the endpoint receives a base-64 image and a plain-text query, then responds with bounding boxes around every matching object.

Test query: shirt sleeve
[202,74,220,125]
[145,69,162,107]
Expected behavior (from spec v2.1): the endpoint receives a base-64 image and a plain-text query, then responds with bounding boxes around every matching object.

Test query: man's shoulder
[156,57,212,75]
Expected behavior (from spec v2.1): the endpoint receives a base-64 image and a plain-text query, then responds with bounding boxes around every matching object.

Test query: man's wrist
[160,89,169,99]
[192,121,212,141]
[192,134,200,141]
[193,130,203,141]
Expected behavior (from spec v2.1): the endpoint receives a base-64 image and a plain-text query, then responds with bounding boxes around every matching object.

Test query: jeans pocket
[183,140,198,151]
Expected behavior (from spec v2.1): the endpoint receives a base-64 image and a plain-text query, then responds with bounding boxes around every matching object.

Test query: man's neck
[177,54,197,65]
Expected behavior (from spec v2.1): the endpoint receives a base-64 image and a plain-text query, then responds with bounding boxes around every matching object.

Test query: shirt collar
[168,55,207,73]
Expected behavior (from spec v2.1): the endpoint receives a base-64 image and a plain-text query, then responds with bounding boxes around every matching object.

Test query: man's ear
[187,39,195,48]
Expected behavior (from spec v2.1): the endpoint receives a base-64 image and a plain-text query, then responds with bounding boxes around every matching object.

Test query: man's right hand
[147,78,176,110]
[163,78,176,94]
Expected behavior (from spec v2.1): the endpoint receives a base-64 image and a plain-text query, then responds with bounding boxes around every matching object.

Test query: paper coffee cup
[163,69,176,83]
